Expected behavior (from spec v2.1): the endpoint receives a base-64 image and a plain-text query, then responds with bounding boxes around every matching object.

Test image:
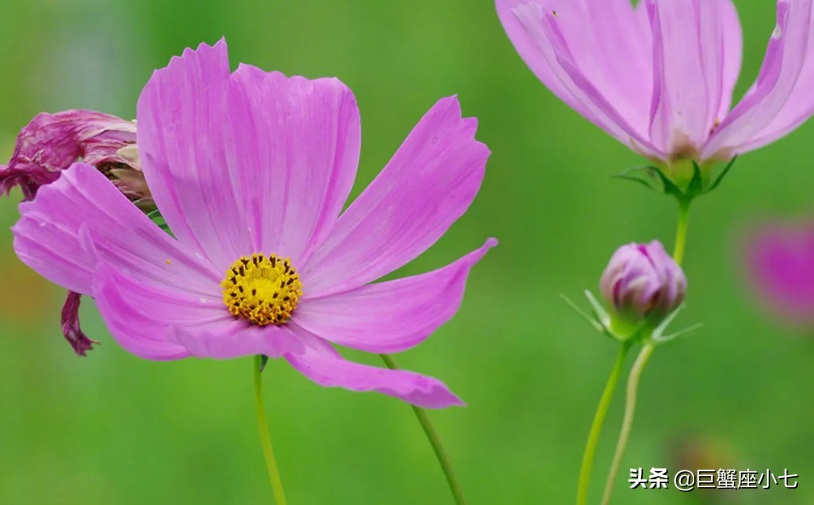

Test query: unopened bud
[600,240,687,334]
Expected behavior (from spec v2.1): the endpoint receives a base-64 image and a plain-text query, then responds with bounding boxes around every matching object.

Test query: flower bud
[600,240,687,333]
[0,110,151,206]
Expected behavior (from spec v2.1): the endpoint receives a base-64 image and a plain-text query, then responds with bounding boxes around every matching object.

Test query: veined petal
[285,326,465,408]
[93,263,303,360]
[497,0,580,108]
[511,1,663,157]
[647,0,728,153]
[293,238,496,354]
[722,0,814,154]
[136,39,252,270]
[93,267,193,361]
[12,163,220,296]
[719,0,744,119]
[300,96,489,297]
[703,0,813,159]
[226,65,361,265]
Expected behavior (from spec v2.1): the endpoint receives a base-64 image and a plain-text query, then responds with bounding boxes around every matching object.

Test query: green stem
[598,199,691,505]
[253,355,288,505]
[599,343,655,505]
[575,341,631,505]
[380,354,467,505]
[673,199,691,266]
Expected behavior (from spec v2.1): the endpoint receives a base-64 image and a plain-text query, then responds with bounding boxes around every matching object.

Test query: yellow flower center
[221,254,303,326]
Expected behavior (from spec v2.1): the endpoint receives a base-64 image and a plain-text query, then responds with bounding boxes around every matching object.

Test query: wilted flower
[0,111,149,356]
[497,0,814,186]
[0,110,148,205]
[12,40,495,408]
[744,220,814,325]
[600,240,686,333]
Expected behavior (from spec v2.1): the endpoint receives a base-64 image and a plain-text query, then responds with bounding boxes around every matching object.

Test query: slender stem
[575,341,631,505]
[599,343,655,505]
[672,199,691,266]
[598,200,691,505]
[380,354,467,505]
[253,355,288,505]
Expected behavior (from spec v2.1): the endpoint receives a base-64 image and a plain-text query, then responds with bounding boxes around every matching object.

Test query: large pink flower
[497,0,814,165]
[11,40,495,408]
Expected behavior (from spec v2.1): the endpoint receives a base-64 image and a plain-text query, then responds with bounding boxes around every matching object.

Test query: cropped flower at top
[497,0,814,170]
[11,39,495,408]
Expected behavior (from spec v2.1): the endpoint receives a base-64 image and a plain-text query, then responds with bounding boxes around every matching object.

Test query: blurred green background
[0,0,811,504]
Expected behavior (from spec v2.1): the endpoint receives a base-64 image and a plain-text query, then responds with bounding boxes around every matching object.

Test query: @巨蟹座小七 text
[628,468,799,491]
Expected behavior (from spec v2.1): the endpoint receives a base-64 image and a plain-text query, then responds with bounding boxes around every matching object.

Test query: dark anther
[251,289,257,296]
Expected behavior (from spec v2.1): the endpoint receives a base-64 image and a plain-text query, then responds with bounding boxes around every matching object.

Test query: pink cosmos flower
[497,0,814,168]
[11,40,495,408]
[744,220,814,326]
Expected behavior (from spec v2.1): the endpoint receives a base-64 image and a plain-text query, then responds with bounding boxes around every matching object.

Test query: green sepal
[259,354,269,372]
[648,303,704,346]
[707,155,738,192]
[613,156,738,202]
[684,161,705,199]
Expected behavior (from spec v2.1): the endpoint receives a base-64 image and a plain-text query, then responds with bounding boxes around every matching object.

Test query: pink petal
[725,0,814,153]
[136,39,253,270]
[300,96,489,298]
[496,0,595,118]
[226,65,361,266]
[501,1,663,158]
[745,221,814,325]
[294,239,496,353]
[284,326,465,408]
[647,0,729,153]
[703,0,813,159]
[93,263,303,360]
[718,0,744,119]
[12,163,220,296]
[92,267,193,361]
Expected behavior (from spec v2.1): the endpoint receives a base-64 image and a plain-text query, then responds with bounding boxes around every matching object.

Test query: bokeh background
[0,0,811,504]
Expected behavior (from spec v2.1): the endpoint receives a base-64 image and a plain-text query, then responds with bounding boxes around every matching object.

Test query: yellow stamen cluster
[221,253,303,326]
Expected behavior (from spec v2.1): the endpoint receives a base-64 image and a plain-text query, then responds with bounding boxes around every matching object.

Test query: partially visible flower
[497,0,814,186]
[0,110,148,356]
[744,220,814,325]
[11,40,495,407]
[600,240,686,334]
[0,110,149,205]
